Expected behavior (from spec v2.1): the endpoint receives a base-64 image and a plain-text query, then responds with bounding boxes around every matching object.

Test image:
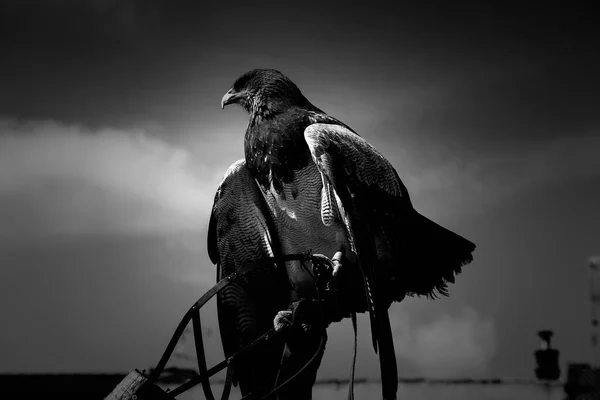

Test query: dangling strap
[347,312,358,400]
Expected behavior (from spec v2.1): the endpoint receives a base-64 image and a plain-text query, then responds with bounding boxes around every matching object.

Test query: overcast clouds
[1,0,599,383]
[0,119,218,238]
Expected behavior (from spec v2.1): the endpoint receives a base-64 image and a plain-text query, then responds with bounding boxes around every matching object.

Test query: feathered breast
[244,107,314,192]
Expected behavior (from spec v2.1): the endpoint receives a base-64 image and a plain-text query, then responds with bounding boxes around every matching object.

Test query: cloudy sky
[1,0,599,381]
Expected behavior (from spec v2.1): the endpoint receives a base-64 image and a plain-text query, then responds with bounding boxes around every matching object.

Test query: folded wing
[207,159,289,393]
[304,122,476,400]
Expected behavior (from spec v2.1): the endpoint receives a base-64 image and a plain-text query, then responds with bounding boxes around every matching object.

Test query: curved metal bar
[148,306,198,384]
[192,311,215,400]
[167,360,228,397]
[146,253,312,398]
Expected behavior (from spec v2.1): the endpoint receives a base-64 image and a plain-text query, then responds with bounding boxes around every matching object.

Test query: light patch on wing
[263,230,274,257]
[304,123,403,198]
[267,169,297,220]
[320,177,335,226]
[333,189,355,252]
[283,207,297,219]
[268,190,297,220]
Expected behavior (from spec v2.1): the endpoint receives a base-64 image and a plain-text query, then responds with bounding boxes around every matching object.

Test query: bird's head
[221,69,310,117]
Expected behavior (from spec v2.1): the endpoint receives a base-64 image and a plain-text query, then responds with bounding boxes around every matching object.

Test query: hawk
[209,69,476,400]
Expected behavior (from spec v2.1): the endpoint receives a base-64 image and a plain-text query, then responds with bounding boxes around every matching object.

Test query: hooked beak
[221,88,239,109]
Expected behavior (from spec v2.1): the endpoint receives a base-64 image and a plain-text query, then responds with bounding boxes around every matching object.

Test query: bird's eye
[233,69,265,91]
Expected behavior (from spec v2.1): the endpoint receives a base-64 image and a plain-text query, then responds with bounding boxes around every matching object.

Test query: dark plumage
[212,68,476,400]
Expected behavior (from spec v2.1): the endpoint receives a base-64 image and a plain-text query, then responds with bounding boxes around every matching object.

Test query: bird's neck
[244,107,313,192]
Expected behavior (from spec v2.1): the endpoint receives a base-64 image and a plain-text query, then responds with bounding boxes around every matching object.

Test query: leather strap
[347,312,358,400]
[193,252,311,311]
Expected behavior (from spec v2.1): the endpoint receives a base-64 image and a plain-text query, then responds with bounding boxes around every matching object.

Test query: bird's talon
[327,251,344,292]
[273,310,293,332]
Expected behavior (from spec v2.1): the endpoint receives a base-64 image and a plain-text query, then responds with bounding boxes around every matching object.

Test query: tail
[391,211,476,299]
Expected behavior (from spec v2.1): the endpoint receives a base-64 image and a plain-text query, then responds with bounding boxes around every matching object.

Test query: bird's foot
[328,250,348,292]
[326,252,342,292]
[273,310,293,332]
[324,248,361,323]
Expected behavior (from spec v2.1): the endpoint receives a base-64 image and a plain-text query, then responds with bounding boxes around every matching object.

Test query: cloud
[0,118,222,238]
[398,131,600,218]
[322,305,496,380]
[392,307,496,378]
[2,0,146,42]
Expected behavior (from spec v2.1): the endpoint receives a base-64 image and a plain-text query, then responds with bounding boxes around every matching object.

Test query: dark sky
[1,0,599,380]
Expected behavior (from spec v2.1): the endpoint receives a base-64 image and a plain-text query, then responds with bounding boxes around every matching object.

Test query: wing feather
[305,124,401,399]
[207,159,289,392]
[304,123,475,299]
[304,122,476,400]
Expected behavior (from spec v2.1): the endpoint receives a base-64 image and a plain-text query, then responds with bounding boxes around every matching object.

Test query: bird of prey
[209,68,476,400]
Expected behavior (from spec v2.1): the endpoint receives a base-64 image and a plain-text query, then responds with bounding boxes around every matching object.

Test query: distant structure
[589,255,600,365]
[563,256,600,400]
[534,330,561,381]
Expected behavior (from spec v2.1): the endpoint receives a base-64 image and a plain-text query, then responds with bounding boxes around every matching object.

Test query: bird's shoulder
[306,109,358,134]
[244,107,315,189]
